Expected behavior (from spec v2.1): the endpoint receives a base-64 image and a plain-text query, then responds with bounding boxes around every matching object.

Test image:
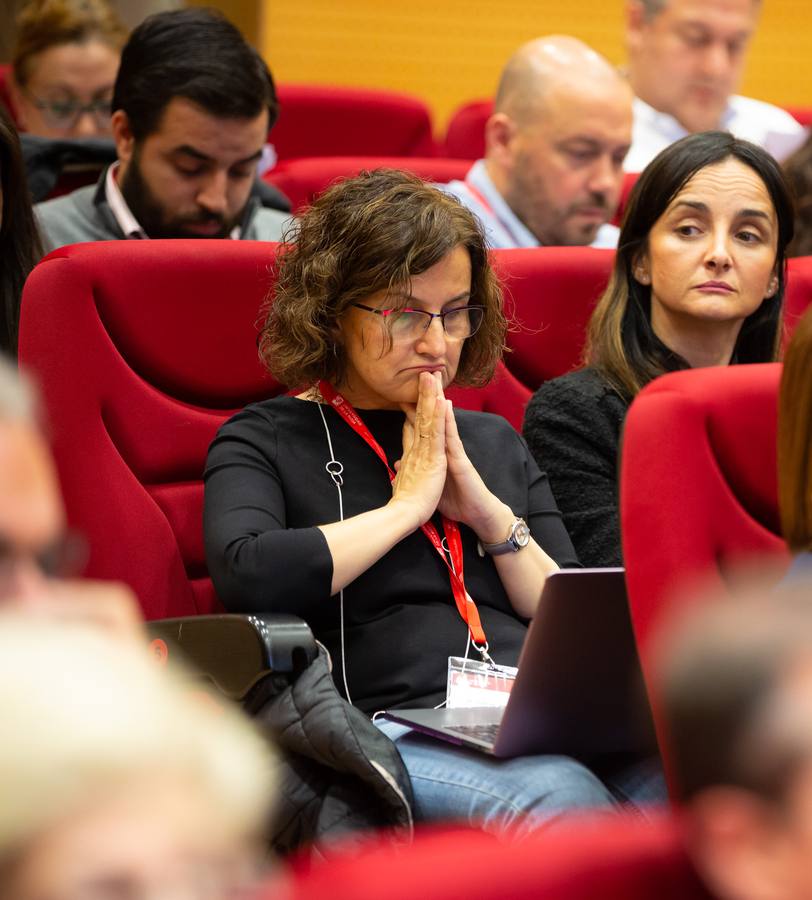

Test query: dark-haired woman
[205,169,621,835]
[524,131,794,568]
[0,105,43,356]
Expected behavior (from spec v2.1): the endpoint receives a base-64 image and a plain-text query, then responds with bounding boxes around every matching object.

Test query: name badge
[446,655,517,709]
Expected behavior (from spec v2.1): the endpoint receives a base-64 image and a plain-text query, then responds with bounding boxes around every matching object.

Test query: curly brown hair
[259,169,506,389]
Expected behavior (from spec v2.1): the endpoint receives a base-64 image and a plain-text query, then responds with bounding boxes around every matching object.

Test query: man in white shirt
[444,36,633,250]
[625,0,806,171]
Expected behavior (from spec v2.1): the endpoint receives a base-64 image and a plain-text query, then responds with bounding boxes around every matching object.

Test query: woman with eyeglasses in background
[205,169,622,836]
[8,0,127,140]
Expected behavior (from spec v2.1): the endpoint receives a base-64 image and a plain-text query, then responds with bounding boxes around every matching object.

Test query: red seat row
[3,63,810,161]
[275,813,711,899]
[18,240,812,620]
[17,241,812,809]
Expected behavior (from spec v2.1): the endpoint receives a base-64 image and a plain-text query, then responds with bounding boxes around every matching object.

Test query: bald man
[445,36,633,249]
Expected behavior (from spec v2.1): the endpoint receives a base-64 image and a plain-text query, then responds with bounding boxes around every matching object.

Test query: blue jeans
[376,719,623,838]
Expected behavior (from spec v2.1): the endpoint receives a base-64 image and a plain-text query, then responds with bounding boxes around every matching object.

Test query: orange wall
[259,0,810,137]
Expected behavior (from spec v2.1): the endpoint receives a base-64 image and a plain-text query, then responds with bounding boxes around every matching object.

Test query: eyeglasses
[352,303,486,340]
[0,530,88,584]
[21,87,113,131]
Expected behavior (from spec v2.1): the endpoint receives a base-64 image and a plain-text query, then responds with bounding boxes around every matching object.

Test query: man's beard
[118,151,242,239]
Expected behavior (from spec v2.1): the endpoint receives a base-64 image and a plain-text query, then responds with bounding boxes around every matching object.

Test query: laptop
[382,568,656,759]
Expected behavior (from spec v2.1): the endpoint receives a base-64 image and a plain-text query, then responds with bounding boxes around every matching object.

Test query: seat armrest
[147,614,317,701]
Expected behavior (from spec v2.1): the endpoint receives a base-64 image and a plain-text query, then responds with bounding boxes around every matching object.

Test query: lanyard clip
[473,640,496,668]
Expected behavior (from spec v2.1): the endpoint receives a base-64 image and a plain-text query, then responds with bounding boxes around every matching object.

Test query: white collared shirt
[105,162,147,240]
[104,162,243,240]
[443,160,619,250]
[625,95,808,172]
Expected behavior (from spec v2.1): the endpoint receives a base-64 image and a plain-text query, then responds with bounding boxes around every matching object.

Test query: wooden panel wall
[258,0,810,135]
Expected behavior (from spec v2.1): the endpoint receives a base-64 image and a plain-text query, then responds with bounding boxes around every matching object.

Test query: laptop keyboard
[445,722,499,743]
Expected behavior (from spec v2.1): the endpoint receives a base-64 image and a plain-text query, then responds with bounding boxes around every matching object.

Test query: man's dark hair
[111,7,278,141]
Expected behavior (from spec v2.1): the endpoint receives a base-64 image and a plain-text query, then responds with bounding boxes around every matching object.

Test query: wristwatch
[480,517,531,555]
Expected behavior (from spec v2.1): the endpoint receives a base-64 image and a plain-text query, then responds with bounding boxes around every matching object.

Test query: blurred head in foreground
[659,583,812,900]
[0,616,276,900]
[0,354,141,638]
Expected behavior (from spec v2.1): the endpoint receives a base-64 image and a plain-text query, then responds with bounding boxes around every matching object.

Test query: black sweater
[204,397,578,715]
[523,368,629,569]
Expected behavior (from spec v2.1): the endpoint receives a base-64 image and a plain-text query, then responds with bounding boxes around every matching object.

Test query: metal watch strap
[480,517,530,556]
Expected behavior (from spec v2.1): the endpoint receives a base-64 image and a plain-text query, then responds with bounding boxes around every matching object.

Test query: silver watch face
[512,518,531,548]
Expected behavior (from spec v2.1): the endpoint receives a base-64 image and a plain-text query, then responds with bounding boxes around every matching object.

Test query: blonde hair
[0,617,276,862]
[778,307,812,552]
[13,0,128,87]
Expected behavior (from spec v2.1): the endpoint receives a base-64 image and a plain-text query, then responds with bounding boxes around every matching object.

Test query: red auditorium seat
[264,155,470,213]
[491,247,614,391]
[276,815,711,900]
[272,84,436,161]
[620,364,789,661]
[445,363,530,431]
[18,240,527,619]
[785,256,812,340]
[442,98,492,159]
[18,241,286,619]
[786,106,812,127]
[612,171,639,225]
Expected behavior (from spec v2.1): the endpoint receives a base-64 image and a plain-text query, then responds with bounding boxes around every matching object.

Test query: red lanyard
[318,381,489,650]
[463,177,527,248]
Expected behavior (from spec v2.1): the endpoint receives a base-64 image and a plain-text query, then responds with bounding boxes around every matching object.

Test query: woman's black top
[523,368,630,569]
[204,397,579,715]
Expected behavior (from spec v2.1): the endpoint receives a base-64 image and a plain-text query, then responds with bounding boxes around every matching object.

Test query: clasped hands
[391,371,513,544]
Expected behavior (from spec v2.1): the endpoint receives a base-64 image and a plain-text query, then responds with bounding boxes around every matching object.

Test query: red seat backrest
[785,256,812,341]
[265,156,470,213]
[280,815,711,900]
[18,240,526,619]
[621,364,789,660]
[491,247,615,391]
[18,241,285,620]
[446,363,530,432]
[442,98,493,159]
[785,106,812,127]
[272,85,436,161]
[612,171,639,226]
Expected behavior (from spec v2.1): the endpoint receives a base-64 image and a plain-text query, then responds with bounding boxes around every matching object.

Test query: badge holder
[446,655,517,709]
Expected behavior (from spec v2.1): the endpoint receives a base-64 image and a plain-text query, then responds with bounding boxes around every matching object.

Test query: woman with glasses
[8,0,126,140]
[205,169,617,835]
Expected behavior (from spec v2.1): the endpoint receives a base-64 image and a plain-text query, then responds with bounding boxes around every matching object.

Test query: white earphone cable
[317,402,352,705]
